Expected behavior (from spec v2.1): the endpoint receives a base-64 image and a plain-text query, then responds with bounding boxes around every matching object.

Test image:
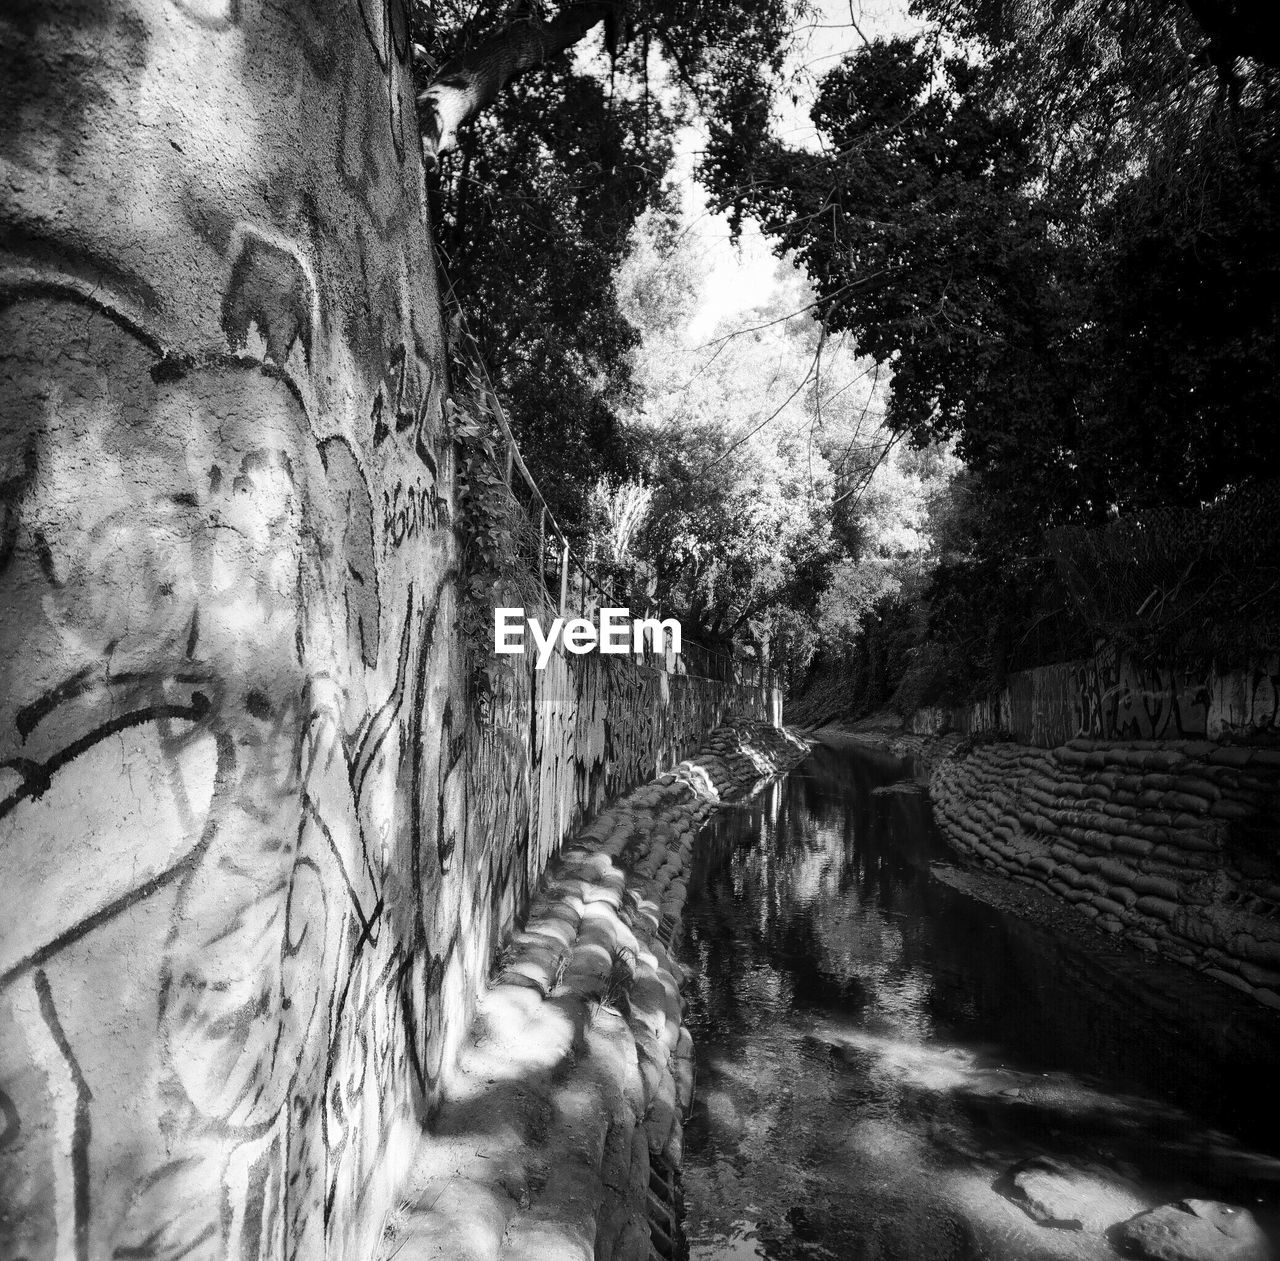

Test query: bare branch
[691,272,891,351]
[693,334,825,479]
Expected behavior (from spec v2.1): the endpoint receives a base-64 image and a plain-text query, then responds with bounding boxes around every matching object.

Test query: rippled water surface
[678,742,1280,1260]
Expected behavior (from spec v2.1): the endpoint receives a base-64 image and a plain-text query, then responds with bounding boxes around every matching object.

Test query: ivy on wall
[445,358,548,706]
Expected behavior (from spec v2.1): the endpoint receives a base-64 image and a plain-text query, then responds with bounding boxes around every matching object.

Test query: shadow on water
[678,743,1280,1260]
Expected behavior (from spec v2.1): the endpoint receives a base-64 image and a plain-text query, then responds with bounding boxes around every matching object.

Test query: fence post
[558,539,570,615]
[537,504,546,588]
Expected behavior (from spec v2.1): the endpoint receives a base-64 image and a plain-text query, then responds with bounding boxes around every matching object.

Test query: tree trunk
[420,1,618,167]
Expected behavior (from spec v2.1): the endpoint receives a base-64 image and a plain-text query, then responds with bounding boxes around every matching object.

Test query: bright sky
[683,0,929,340]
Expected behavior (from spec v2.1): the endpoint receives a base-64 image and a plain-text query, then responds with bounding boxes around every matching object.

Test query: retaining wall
[910,649,1280,747]
[894,649,1280,1007]
[0,4,778,1258]
[932,739,1280,1008]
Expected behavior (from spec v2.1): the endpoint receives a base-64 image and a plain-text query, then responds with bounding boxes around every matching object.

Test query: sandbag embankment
[806,722,964,783]
[932,738,1280,1008]
[381,723,809,1261]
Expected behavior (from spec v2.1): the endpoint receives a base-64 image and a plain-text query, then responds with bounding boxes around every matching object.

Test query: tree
[428,62,671,527]
[743,7,1278,714]
[415,0,1280,702]
[702,38,1111,531]
[627,421,835,653]
[907,0,1280,513]
[1083,78,1280,508]
[601,208,844,664]
[412,0,809,528]
[414,0,804,169]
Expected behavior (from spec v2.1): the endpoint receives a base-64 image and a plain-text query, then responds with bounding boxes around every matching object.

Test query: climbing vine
[445,363,548,707]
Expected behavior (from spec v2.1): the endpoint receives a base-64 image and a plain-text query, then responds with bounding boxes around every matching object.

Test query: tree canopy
[413,0,811,528]
[601,210,842,661]
[415,0,1280,704]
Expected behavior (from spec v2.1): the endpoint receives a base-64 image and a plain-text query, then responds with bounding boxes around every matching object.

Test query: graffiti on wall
[0,283,447,1261]
[0,0,458,1256]
[912,652,1279,750]
[0,1,776,1258]
[1209,656,1280,741]
[1070,649,1211,742]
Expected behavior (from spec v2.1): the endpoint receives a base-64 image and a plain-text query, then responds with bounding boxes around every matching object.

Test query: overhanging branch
[418,1,618,168]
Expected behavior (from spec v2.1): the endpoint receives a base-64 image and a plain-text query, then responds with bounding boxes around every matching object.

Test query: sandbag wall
[384,724,810,1261]
[437,648,778,1099]
[0,2,780,1254]
[932,739,1280,1007]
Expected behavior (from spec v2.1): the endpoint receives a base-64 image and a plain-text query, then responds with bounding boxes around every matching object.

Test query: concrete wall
[0,2,457,1256]
[0,4,777,1257]
[909,649,1280,748]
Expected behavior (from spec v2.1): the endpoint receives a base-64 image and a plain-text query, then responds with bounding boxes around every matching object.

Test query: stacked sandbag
[881,729,964,780]
[802,727,965,782]
[932,738,1280,1010]
[689,722,810,799]
[383,723,808,1261]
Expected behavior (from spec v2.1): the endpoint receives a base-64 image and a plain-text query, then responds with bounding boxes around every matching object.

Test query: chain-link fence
[448,306,773,692]
[1049,480,1280,664]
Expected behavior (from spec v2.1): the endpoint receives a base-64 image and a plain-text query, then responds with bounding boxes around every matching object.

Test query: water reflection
[679,744,1280,1260]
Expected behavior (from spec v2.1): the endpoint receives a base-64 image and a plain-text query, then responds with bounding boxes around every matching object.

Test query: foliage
[702,37,1110,531]
[1050,480,1280,666]
[417,0,1280,711]
[819,560,903,645]
[581,477,657,610]
[627,422,836,652]
[909,0,1280,512]
[413,0,811,531]
[916,0,1280,195]
[607,210,850,670]
[706,12,1280,713]
[425,63,669,529]
[1085,112,1280,509]
[414,0,805,114]
[446,363,548,701]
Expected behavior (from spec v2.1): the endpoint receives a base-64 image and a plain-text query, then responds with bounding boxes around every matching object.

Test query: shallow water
[678,742,1280,1260]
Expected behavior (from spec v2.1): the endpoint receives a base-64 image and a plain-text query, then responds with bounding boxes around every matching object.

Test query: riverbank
[379,722,809,1261]
[803,718,962,782]
[679,740,1280,1261]
[807,721,1280,1011]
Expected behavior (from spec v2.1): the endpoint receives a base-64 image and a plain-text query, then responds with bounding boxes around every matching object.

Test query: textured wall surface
[900,648,1280,1009]
[385,724,809,1261]
[0,4,776,1257]
[0,1,458,1256]
[909,650,1280,748]
[932,740,1280,1008]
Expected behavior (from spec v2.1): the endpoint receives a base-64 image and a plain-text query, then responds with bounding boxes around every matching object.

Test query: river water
[678,741,1280,1260]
